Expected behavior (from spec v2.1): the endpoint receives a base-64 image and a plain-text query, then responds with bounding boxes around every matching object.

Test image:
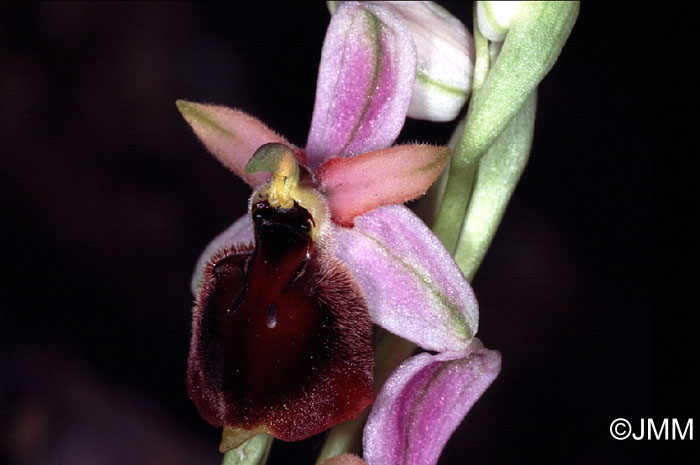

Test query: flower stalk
[432,4,491,254]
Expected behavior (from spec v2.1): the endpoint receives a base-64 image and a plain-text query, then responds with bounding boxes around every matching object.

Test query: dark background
[1,2,694,465]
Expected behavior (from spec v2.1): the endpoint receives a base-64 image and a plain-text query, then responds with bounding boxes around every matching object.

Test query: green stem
[432,5,491,253]
[315,412,368,463]
[432,162,477,254]
[471,5,491,96]
[455,91,537,280]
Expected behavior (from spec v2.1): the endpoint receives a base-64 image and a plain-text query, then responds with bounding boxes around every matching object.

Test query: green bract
[434,1,579,257]
[222,434,272,465]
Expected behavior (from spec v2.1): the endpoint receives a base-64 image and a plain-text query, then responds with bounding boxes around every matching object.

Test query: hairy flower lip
[189,195,375,451]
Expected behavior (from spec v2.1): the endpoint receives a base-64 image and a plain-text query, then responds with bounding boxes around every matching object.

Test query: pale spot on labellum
[266,303,278,329]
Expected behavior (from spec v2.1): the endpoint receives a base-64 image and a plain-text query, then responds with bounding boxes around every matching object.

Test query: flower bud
[384,1,475,121]
[476,1,524,42]
[329,1,475,122]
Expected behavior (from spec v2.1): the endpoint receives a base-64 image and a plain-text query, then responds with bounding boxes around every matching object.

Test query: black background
[1,2,695,465]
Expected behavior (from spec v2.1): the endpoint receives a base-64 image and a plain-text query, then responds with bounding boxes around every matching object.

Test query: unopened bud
[477,1,524,42]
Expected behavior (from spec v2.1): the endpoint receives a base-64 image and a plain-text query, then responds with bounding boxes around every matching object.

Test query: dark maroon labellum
[187,200,374,445]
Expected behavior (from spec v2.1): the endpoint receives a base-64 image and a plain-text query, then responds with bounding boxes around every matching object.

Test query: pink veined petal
[332,205,478,352]
[190,214,253,296]
[363,346,502,465]
[317,144,450,226]
[177,100,299,187]
[305,2,416,170]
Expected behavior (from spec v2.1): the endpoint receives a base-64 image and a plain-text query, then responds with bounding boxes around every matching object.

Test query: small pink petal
[363,347,502,465]
[177,100,298,186]
[317,144,450,226]
[190,214,253,295]
[320,454,370,465]
[305,2,416,170]
[332,205,478,352]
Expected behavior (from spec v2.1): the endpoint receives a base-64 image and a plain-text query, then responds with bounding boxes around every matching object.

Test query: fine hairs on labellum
[187,199,375,445]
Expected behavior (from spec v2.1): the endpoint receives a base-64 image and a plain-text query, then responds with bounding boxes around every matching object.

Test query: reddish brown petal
[317,144,450,226]
[187,200,374,450]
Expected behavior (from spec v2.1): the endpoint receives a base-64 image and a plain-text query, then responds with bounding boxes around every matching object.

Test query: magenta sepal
[332,205,478,352]
[305,1,416,170]
[363,344,501,465]
[176,100,297,187]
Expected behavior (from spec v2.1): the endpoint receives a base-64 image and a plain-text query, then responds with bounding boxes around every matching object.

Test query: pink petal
[363,347,502,465]
[305,2,416,170]
[332,205,478,352]
[177,100,298,187]
[317,144,449,226]
[190,214,253,295]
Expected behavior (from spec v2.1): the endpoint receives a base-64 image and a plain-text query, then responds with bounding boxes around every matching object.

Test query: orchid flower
[179,1,500,463]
